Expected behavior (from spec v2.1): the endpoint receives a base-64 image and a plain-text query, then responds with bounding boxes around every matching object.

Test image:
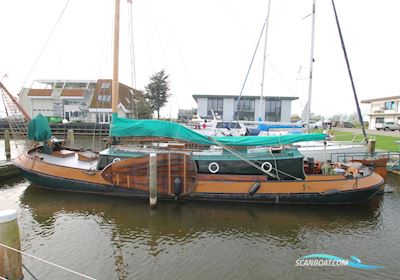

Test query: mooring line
[0,243,96,280]
[22,263,39,280]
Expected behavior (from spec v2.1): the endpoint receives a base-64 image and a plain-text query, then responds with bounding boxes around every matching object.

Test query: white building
[192,94,298,122]
[361,95,400,129]
[19,79,138,123]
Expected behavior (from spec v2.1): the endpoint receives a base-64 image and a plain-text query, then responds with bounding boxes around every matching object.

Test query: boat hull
[17,165,383,205]
[15,149,384,205]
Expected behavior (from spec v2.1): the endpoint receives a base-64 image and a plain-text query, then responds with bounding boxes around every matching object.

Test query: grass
[329,129,400,151]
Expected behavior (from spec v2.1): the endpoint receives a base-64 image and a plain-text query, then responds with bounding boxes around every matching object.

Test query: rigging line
[331,0,368,143]
[22,0,71,88]
[127,1,138,118]
[233,10,268,122]
[206,135,302,180]
[22,263,39,280]
[0,243,96,280]
[259,0,272,122]
[160,3,196,98]
[147,0,180,112]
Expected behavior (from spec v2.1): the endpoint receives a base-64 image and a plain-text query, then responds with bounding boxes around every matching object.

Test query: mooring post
[67,129,75,147]
[0,209,23,280]
[149,153,157,208]
[368,139,376,154]
[4,129,11,160]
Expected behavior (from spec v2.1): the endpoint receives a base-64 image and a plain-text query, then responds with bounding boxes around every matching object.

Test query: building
[177,108,197,123]
[192,94,298,122]
[19,79,139,123]
[361,96,400,129]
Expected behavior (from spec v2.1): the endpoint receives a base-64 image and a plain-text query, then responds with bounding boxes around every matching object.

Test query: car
[302,120,322,130]
[375,122,400,131]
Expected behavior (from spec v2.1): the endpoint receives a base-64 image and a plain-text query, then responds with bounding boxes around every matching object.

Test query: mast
[112,0,120,115]
[258,0,272,121]
[305,0,316,133]
[331,0,368,142]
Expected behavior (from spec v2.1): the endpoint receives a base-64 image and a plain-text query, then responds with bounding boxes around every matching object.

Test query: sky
[1,0,400,119]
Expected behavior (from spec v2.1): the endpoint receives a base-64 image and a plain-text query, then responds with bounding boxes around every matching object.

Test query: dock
[0,161,19,180]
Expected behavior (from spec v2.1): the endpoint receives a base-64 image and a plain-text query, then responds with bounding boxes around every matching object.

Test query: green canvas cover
[28,113,52,141]
[110,115,326,147]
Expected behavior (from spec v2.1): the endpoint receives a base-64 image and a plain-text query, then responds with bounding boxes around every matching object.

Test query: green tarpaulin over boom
[110,116,326,147]
[28,113,52,141]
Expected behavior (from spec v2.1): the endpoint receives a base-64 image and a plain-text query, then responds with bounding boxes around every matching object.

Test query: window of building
[376,117,384,123]
[233,98,255,121]
[385,101,395,110]
[265,100,281,122]
[97,94,112,102]
[96,113,112,124]
[207,98,223,119]
[101,82,111,89]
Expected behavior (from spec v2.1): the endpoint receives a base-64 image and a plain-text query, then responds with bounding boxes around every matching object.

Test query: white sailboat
[297,0,367,162]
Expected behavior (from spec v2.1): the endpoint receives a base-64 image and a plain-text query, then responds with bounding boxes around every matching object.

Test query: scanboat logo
[295,254,384,270]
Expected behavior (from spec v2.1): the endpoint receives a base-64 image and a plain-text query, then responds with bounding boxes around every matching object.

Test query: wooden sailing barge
[12,0,384,205]
[14,118,384,204]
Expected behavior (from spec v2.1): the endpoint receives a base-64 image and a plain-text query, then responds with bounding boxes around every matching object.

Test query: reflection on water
[1,174,399,279]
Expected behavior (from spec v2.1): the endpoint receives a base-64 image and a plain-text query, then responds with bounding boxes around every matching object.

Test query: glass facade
[207,98,223,119]
[265,100,281,122]
[234,98,255,121]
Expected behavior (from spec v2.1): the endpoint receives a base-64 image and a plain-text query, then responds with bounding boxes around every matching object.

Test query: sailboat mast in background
[305,0,316,133]
[112,0,120,115]
[258,0,272,121]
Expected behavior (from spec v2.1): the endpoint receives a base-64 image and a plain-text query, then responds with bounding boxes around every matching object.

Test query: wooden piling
[0,209,23,280]
[4,129,11,160]
[368,139,376,154]
[149,153,157,208]
[67,129,75,147]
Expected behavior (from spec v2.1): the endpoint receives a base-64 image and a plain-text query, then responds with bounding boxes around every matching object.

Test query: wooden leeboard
[101,153,197,195]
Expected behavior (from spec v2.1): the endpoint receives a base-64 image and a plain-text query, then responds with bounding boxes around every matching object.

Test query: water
[0,173,399,280]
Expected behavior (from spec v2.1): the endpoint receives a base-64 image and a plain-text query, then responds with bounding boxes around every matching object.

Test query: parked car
[302,120,322,130]
[375,122,400,131]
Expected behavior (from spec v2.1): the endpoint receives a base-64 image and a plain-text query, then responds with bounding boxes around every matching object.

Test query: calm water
[0,174,399,280]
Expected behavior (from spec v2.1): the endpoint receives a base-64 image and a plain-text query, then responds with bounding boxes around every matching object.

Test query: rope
[0,243,96,280]
[22,263,39,280]
[207,137,302,180]
[22,0,71,88]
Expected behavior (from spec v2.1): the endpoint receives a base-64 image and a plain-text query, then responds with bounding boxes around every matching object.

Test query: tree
[133,91,153,119]
[290,114,301,122]
[145,70,170,119]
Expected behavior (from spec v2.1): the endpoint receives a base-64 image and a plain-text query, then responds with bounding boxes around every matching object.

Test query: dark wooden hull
[18,165,383,205]
[14,145,384,205]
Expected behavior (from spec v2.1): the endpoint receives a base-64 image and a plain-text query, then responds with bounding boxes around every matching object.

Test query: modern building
[192,94,298,122]
[361,96,400,129]
[19,79,140,123]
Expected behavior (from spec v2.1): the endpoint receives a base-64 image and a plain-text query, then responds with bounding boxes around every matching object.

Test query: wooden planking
[101,153,197,194]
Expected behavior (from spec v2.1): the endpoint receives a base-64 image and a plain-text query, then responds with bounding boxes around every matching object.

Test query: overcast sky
[1,0,399,119]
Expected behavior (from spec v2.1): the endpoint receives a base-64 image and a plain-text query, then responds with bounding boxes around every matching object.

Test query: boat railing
[332,151,400,171]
